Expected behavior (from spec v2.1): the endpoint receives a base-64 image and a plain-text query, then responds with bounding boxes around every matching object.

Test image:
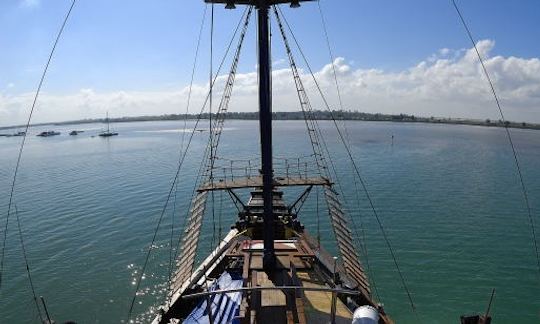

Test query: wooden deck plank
[258,271,287,307]
[296,271,353,323]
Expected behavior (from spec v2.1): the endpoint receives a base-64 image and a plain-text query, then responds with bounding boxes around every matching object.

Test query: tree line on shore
[2,110,539,131]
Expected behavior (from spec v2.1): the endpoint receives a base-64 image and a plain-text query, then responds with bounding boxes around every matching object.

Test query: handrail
[181,285,360,300]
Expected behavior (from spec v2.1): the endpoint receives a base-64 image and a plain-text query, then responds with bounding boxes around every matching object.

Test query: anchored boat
[36,131,61,137]
[98,112,119,137]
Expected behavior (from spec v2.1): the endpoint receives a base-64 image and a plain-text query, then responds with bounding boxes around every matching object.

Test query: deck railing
[206,154,323,183]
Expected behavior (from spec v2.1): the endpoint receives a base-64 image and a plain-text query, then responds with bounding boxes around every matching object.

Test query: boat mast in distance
[99,111,119,137]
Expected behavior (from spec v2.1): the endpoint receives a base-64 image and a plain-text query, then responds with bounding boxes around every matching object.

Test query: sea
[0,119,539,323]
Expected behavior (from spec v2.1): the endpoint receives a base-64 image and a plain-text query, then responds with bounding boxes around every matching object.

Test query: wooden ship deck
[154,180,391,324]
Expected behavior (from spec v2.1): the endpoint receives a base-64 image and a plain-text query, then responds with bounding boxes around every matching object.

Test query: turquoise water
[0,120,539,323]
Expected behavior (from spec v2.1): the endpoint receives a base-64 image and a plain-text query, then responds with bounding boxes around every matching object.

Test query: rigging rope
[275,4,381,302]
[205,3,253,253]
[0,0,76,290]
[149,7,253,315]
[179,4,208,158]
[170,5,250,270]
[218,190,223,240]
[276,0,367,260]
[128,95,205,322]
[316,186,320,249]
[127,5,252,316]
[209,2,217,252]
[276,5,418,314]
[451,0,540,275]
[208,3,216,252]
[317,0,344,117]
[128,65,211,322]
[14,206,44,322]
[168,181,178,293]
[316,0,381,303]
[167,4,208,300]
[272,6,328,179]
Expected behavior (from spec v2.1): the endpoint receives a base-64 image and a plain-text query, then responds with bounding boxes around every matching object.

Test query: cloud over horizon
[1,39,539,127]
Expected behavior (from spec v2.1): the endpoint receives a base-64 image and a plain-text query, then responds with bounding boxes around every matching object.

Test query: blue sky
[1,0,540,125]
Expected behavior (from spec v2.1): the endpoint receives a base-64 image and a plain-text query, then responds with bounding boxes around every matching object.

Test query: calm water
[0,120,539,323]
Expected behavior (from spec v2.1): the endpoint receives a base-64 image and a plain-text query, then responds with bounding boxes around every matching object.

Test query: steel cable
[316,0,382,303]
[451,0,540,276]
[276,5,418,315]
[0,0,76,291]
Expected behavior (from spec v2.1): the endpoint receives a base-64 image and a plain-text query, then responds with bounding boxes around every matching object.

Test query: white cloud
[20,0,40,8]
[1,39,540,127]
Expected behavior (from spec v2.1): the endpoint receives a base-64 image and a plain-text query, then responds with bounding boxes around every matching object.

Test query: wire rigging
[127,63,217,321]
[137,8,252,317]
[275,5,418,314]
[317,0,345,116]
[316,0,381,303]
[203,9,253,204]
[14,205,44,322]
[218,190,223,240]
[451,0,540,275]
[166,4,209,300]
[316,0,353,146]
[166,11,253,309]
[204,5,253,254]
[168,180,179,296]
[274,6,381,304]
[170,6,252,271]
[316,186,320,249]
[127,13,248,318]
[179,4,209,158]
[275,2,378,300]
[209,3,218,252]
[0,0,77,290]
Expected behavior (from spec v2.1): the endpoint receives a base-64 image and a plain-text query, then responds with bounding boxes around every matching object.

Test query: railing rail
[181,285,360,300]
[206,155,322,183]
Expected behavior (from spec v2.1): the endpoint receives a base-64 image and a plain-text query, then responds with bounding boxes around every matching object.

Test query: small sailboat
[98,112,119,137]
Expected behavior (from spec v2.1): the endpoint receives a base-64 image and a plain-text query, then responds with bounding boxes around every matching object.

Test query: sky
[1,0,540,126]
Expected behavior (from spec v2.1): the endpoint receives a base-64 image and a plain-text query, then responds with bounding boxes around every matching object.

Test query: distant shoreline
[1,111,539,131]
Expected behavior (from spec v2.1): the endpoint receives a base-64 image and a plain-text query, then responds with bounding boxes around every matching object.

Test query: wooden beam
[198,176,331,192]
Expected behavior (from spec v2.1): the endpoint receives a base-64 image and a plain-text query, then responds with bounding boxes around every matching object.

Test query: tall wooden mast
[257,1,275,271]
[205,0,312,271]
